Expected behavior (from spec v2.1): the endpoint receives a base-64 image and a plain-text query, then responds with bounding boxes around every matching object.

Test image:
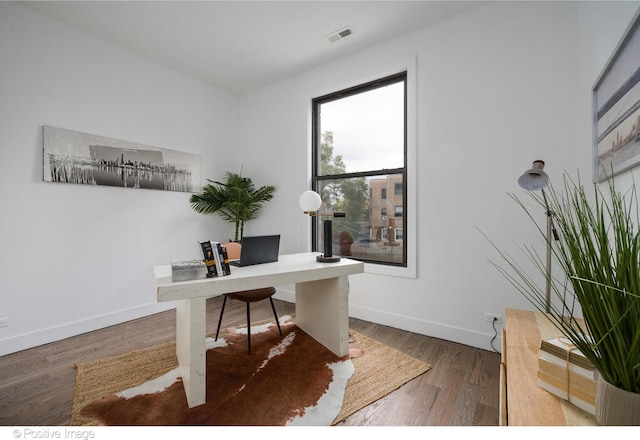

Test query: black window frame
[311,72,407,267]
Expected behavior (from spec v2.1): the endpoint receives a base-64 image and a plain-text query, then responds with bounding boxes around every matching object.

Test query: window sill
[364,261,416,279]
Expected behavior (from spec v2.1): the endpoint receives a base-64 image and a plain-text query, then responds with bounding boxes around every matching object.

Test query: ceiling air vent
[326,27,353,43]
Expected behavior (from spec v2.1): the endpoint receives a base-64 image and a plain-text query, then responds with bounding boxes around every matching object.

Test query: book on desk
[198,240,231,278]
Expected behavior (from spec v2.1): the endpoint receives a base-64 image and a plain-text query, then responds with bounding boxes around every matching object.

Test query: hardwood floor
[0,297,500,426]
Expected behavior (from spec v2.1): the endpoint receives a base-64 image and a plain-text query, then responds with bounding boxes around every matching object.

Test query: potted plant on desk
[487,172,640,425]
[189,170,276,242]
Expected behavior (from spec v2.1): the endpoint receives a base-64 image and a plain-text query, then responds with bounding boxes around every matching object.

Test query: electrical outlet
[484,313,502,324]
[0,317,8,328]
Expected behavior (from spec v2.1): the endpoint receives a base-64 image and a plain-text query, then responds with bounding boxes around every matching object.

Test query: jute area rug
[70,316,431,426]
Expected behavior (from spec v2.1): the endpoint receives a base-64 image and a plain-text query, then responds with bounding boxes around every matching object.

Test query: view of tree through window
[312,72,407,266]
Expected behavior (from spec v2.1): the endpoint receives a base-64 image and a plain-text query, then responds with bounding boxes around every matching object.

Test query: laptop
[229,234,280,267]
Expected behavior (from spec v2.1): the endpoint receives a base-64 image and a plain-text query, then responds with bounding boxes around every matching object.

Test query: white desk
[154,252,364,408]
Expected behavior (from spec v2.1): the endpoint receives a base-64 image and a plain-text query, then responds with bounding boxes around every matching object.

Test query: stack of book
[537,337,598,415]
[199,240,231,278]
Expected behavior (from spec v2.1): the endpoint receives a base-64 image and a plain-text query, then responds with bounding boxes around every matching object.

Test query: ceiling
[23,1,484,95]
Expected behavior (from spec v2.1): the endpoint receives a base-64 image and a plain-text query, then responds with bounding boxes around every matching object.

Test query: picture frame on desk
[592,8,640,182]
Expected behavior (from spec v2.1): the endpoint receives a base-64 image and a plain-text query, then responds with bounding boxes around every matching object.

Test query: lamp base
[317,255,341,263]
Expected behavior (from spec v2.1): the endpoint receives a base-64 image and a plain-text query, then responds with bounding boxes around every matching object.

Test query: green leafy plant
[487,174,640,393]
[189,171,276,242]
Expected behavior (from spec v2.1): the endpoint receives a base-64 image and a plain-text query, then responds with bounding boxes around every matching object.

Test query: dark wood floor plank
[0,298,499,426]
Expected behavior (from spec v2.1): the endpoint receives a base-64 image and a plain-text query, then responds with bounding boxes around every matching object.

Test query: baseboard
[2,288,501,357]
[0,302,176,357]
[274,285,295,303]
[274,286,501,352]
[348,303,501,352]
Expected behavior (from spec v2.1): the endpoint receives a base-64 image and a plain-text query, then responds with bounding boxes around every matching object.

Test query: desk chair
[214,242,282,354]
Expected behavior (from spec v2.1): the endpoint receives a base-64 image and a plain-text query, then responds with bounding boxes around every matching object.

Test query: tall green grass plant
[488,174,640,394]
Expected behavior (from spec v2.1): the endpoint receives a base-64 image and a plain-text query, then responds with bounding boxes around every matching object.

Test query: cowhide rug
[79,316,360,425]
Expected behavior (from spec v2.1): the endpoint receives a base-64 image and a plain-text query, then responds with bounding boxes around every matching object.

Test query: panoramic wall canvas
[43,126,201,193]
[592,9,640,182]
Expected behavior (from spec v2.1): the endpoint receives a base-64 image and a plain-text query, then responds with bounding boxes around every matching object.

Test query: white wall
[0,3,239,355]
[237,1,640,350]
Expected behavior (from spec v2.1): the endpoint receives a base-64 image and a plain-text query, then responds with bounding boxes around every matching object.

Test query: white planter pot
[596,375,640,425]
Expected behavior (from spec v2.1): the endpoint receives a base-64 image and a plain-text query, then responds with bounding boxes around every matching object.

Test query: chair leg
[269,297,282,336]
[246,302,251,355]
[215,295,228,341]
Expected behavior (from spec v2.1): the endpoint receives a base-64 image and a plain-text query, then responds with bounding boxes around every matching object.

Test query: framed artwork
[592,8,640,183]
[43,126,201,193]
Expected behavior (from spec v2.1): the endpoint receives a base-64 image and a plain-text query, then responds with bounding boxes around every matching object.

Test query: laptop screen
[230,235,280,267]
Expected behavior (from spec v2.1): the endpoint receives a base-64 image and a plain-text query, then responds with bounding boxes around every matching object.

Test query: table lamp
[518,160,558,312]
[299,190,345,263]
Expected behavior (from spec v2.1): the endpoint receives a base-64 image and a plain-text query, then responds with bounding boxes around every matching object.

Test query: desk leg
[295,275,349,357]
[176,296,206,408]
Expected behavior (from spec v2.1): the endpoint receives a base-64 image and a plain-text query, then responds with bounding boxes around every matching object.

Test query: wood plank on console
[505,308,568,425]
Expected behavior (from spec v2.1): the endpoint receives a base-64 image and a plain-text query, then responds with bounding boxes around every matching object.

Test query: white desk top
[155,252,364,302]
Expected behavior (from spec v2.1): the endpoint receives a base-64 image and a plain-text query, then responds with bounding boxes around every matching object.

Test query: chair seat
[227,287,276,302]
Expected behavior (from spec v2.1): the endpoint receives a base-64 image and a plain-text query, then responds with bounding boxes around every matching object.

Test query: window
[312,72,407,267]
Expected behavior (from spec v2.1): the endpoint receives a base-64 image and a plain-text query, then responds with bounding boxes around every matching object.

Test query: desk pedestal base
[296,275,350,357]
[176,297,206,408]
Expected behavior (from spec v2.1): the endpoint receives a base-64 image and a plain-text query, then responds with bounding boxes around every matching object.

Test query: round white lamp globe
[299,190,322,213]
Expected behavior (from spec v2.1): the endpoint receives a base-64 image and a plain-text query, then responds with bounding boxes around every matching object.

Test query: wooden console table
[154,252,364,408]
[500,308,596,425]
